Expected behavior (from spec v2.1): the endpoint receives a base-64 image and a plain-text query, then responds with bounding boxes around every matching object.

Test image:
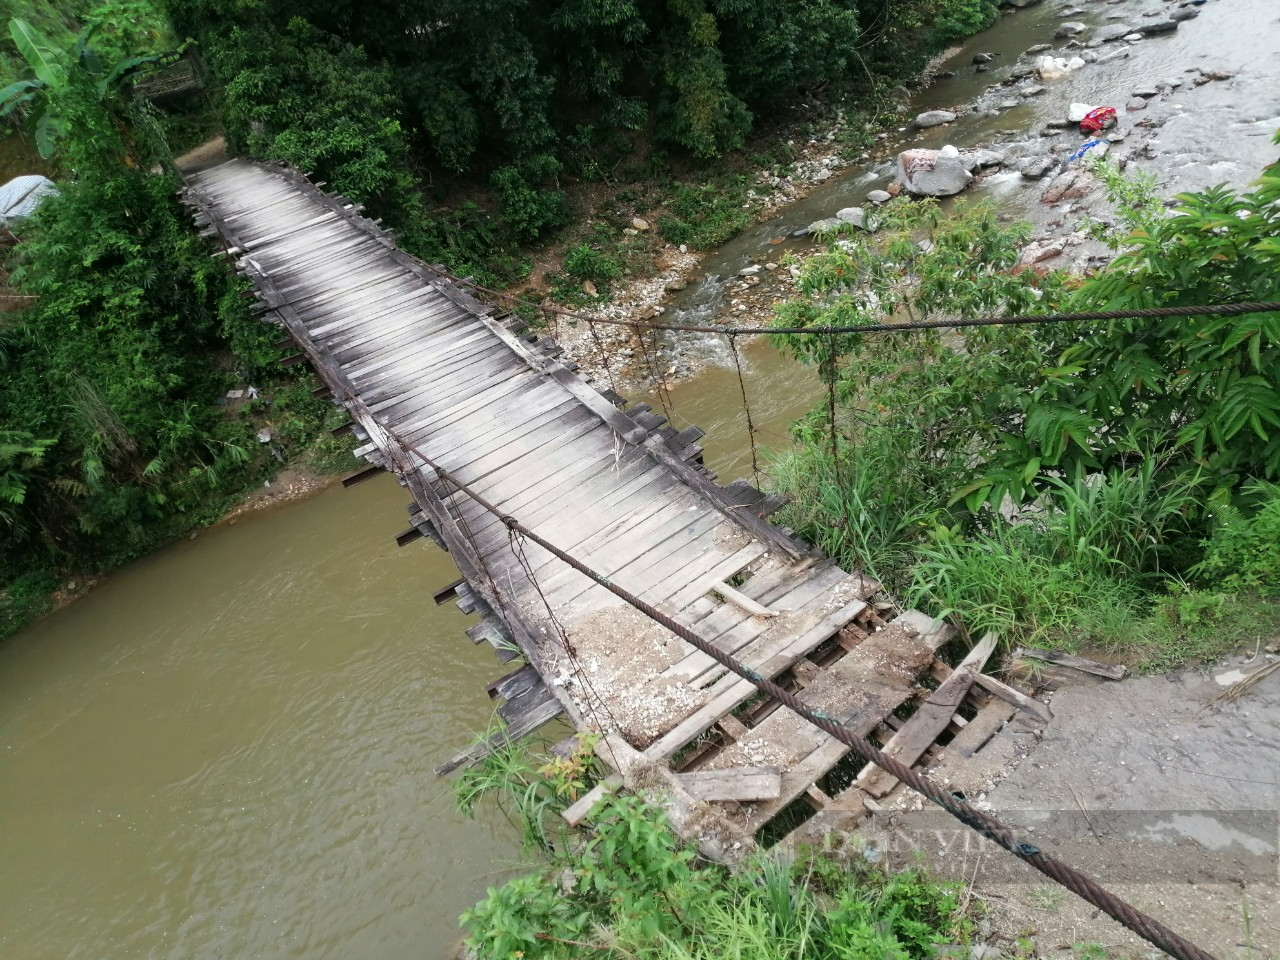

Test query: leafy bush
[457,737,972,960]
[563,244,622,283]
[1000,150,1280,505]
[0,570,59,640]
[1192,483,1280,597]
[658,176,754,249]
[490,154,569,243]
[931,0,1000,46]
[770,152,1280,668]
[209,18,418,213]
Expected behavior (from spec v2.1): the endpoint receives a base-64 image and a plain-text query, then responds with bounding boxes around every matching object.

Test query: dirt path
[858,647,1280,959]
[969,650,1279,959]
[175,135,228,174]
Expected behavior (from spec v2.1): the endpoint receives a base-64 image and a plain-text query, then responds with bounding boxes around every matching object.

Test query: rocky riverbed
[552,0,1278,392]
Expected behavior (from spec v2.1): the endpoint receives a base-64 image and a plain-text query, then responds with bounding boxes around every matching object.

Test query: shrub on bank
[456,739,972,960]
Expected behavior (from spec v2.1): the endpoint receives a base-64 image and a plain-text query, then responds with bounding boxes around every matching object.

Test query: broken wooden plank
[854,631,999,798]
[563,774,623,826]
[1016,646,1126,680]
[710,579,777,618]
[677,766,782,802]
[434,695,565,776]
[974,672,1053,724]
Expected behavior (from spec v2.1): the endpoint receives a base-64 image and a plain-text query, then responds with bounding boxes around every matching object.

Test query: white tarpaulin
[0,175,58,225]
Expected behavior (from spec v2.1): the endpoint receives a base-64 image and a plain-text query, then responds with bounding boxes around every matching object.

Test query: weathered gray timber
[182,159,946,856]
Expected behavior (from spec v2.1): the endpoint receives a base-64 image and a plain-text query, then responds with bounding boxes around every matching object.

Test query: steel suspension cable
[397,436,1219,960]
[452,274,1280,337]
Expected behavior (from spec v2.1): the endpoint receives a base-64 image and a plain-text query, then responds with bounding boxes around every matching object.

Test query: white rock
[835,206,868,229]
[1068,102,1098,123]
[630,217,650,231]
[896,148,973,198]
[739,264,762,276]
[939,144,961,158]
[867,189,892,204]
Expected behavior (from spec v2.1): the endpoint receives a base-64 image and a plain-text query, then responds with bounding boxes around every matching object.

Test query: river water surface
[0,478,527,959]
[2,2,1278,957]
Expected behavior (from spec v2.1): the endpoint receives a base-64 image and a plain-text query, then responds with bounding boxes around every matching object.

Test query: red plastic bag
[1080,106,1117,134]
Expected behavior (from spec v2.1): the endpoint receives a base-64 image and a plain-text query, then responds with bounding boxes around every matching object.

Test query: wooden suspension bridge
[184,159,1050,859]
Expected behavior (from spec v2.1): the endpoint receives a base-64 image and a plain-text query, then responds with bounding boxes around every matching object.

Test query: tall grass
[770,434,939,591]
[1040,463,1201,583]
[907,468,1280,665]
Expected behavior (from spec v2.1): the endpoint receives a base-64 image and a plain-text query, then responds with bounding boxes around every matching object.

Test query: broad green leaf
[33,110,64,159]
[0,82,39,117]
[99,54,162,95]
[0,78,39,106]
[9,19,65,87]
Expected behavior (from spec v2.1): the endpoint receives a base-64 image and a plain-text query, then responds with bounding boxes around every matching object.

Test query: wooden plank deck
[184,159,893,854]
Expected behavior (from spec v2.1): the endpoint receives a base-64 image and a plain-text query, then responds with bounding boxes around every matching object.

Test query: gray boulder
[914,110,958,128]
[1025,43,1052,54]
[835,207,869,229]
[867,189,892,204]
[1094,23,1131,41]
[960,149,1005,171]
[973,52,996,64]
[1143,18,1179,33]
[1054,21,1087,38]
[1005,0,1044,8]
[896,149,973,197]
[1020,156,1058,179]
[803,218,844,236]
[1126,97,1148,111]
[1170,7,1199,20]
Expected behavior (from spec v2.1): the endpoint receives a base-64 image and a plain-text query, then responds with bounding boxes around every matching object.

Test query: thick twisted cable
[414,450,1220,960]
[452,277,1280,337]
[414,450,1223,960]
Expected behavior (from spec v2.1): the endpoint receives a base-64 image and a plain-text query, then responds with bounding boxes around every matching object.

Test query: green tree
[989,152,1280,505]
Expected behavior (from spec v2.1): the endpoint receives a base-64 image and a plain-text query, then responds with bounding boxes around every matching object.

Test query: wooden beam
[854,631,998,798]
[677,766,782,802]
[563,775,623,826]
[341,464,384,487]
[717,715,749,741]
[1016,647,1126,680]
[433,577,465,606]
[974,673,1053,724]
[433,696,564,776]
[710,579,777,618]
[394,526,424,547]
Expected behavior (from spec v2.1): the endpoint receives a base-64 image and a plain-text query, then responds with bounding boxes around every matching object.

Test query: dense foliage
[158,0,999,267]
[0,15,351,636]
[769,145,1280,665]
[455,739,972,959]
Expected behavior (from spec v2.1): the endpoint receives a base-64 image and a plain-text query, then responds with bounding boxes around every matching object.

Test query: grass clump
[658,175,754,249]
[456,737,973,960]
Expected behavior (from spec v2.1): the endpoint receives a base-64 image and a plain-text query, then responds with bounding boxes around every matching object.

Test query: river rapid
[2,2,1278,958]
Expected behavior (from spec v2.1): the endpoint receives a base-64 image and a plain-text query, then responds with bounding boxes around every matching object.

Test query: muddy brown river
[0,478,524,958]
[2,2,1277,957]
